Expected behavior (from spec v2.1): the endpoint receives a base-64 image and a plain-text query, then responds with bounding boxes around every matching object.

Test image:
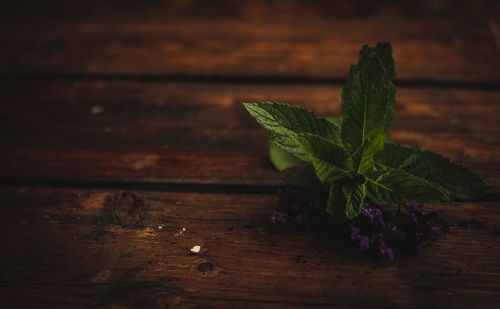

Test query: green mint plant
[244,42,489,220]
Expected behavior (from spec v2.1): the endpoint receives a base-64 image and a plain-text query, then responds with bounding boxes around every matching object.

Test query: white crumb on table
[190,245,201,253]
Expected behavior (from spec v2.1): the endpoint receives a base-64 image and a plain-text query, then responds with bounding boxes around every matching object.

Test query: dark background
[0,1,499,308]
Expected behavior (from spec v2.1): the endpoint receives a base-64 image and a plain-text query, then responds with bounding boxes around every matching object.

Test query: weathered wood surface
[1,1,499,82]
[1,186,499,308]
[1,1,500,308]
[1,82,499,189]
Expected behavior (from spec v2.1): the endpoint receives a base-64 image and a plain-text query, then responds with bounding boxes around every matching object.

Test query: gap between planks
[0,178,280,195]
[0,179,498,203]
[1,73,500,90]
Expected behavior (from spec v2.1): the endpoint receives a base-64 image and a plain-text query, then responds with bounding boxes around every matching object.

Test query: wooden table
[1,1,499,308]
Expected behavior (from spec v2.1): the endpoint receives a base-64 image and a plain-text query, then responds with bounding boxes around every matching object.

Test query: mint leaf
[324,116,343,128]
[369,42,396,80]
[269,116,344,171]
[293,133,349,184]
[359,42,397,129]
[371,42,397,128]
[366,168,449,204]
[346,141,375,174]
[269,140,302,171]
[284,163,328,193]
[343,183,367,219]
[244,102,341,161]
[243,42,489,222]
[340,44,394,160]
[384,131,393,143]
[375,143,489,200]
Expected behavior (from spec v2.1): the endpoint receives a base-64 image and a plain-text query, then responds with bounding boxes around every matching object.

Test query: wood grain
[3,0,499,22]
[2,3,499,307]
[1,81,499,188]
[0,186,498,308]
[1,1,499,82]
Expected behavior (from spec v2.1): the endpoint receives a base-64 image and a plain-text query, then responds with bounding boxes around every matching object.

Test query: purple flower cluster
[350,203,447,261]
[350,207,397,261]
[350,227,370,250]
[271,186,325,230]
[271,187,448,262]
[394,203,446,254]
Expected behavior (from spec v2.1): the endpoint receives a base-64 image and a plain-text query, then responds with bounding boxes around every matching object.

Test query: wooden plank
[0,186,498,307]
[1,1,499,82]
[3,0,499,22]
[1,81,499,188]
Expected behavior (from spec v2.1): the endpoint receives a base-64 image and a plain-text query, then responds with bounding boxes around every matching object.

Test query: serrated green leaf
[293,133,350,184]
[384,131,393,143]
[340,43,395,169]
[360,42,397,129]
[383,83,396,129]
[365,168,449,204]
[269,132,310,161]
[374,143,489,200]
[269,139,302,171]
[370,42,396,80]
[372,42,397,128]
[340,63,388,154]
[346,140,375,174]
[283,163,328,193]
[324,116,343,128]
[343,183,367,219]
[244,102,341,161]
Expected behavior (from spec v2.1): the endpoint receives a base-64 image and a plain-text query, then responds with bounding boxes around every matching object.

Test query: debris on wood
[190,245,201,254]
[174,227,187,237]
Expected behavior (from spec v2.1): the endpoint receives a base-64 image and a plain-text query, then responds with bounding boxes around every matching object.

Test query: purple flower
[350,226,370,250]
[270,210,287,224]
[429,225,443,241]
[350,226,361,241]
[359,236,370,250]
[408,203,421,213]
[362,207,385,226]
[270,214,276,224]
[379,242,394,262]
[274,186,326,229]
